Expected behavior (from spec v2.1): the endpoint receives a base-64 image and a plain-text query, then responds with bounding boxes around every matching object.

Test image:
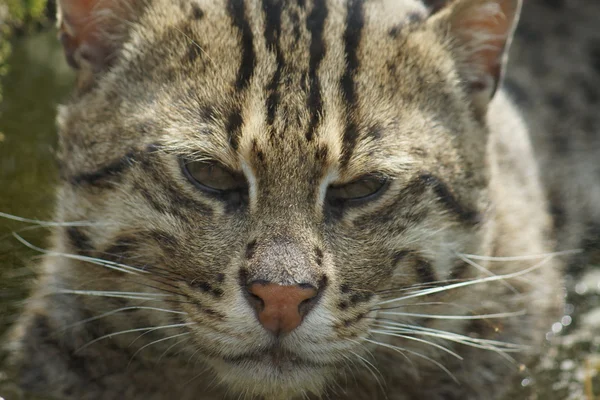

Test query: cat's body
[6,0,589,399]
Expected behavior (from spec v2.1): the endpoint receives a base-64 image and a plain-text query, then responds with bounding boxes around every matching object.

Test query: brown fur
[7,0,582,399]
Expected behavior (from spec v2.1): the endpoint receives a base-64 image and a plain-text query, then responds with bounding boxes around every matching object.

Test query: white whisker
[0,211,112,227]
[455,251,519,294]
[377,309,526,320]
[360,337,414,366]
[348,350,387,399]
[371,322,525,352]
[76,322,194,353]
[377,255,555,306]
[62,306,187,331]
[57,289,170,301]
[369,329,463,360]
[128,332,191,365]
[13,233,148,275]
[158,337,191,363]
[363,337,458,383]
[458,249,582,262]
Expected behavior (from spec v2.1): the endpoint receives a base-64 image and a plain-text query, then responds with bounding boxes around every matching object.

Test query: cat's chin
[210,350,331,398]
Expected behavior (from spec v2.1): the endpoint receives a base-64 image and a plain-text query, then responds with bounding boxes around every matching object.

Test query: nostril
[246,291,265,312]
[298,296,318,318]
[245,281,321,334]
[243,282,266,313]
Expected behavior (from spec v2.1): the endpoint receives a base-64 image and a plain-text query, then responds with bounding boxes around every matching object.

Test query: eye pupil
[182,159,246,193]
[327,174,388,204]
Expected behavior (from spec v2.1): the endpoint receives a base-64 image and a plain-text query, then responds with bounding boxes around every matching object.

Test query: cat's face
[54,0,519,396]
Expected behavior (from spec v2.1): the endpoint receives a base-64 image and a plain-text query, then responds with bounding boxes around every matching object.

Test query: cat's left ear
[57,0,140,72]
[428,0,522,112]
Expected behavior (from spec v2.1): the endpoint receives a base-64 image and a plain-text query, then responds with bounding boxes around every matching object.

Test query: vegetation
[0,0,50,102]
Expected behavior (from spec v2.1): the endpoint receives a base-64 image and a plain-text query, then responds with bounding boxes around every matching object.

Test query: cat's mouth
[221,345,325,369]
[211,344,333,397]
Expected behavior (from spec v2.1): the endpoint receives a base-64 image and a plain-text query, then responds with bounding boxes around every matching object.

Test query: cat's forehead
[65,0,464,177]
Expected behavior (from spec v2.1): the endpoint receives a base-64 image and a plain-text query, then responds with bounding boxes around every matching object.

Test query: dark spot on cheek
[315,145,328,161]
[415,258,437,284]
[314,246,323,266]
[238,268,250,287]
[388,25,401,38]
[407,12,423,23]
[190,3,204,19]
[190,280,222,297]
[448,260,469,280]
[246,240,257,259]
[66,227,94,254]
[251,140,265,163]
[338,301,349,310]
[340,312,366,328]
[392,250,411,266]
[191,281,212,292]
[216,273,225,283]
[187,43,202,63]
[340,283,351,293]
[366,123,383,140]
[102,236,138,262]
[256,150,265,162]
[204,308,225,320]
[349,291,373,305]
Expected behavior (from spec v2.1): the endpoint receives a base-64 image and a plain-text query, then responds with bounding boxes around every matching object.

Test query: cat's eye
[327,174,388,204]
[182,159,246,194]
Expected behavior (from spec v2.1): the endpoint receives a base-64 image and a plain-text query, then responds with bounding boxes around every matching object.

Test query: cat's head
[53,0,521,396]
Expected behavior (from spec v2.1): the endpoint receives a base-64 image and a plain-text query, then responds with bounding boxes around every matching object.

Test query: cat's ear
[428,0,521,112]
[57,0,139,73]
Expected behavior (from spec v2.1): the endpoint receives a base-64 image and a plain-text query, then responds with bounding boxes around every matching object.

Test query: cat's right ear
[426,0,521,114]
[57,0,139,73]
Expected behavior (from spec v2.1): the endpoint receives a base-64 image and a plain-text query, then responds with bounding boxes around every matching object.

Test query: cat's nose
[246,282,320,335]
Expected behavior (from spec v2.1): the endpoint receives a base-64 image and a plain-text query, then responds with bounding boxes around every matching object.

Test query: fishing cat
[6,0,576,399]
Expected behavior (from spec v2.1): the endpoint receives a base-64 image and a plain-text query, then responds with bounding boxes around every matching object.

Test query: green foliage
[4,0,49,29]
[0,0,50,103]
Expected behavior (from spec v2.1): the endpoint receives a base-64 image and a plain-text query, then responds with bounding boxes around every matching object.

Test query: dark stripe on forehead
[227,0,255,150]
[262,0,284,126]
[226,111,243,150]
[339,0,364,167]
[228,0,256,91]
[305,0,328,141]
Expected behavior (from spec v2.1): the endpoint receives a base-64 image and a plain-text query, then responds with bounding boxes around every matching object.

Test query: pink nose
[247,282,318,334]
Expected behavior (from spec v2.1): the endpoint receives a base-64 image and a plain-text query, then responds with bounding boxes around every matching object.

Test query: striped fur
[8,1,570,399]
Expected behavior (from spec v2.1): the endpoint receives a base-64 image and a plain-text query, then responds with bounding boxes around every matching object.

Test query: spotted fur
[8,0,584,399]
